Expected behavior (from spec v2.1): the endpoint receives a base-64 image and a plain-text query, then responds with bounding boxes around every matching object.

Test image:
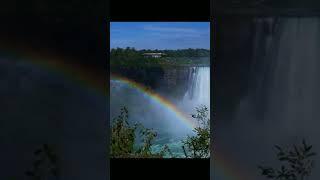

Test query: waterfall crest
[245,18,320,132]
[220,17,320,179]
[182,67,210,109]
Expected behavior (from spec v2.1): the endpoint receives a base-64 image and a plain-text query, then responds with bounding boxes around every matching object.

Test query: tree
[25,144,59,180]
[111,105,210,158]
[110,106,172,158]
[110,47,210,67]
[258,139,316,180]
[182,105,210,158]
[110,106,137,157]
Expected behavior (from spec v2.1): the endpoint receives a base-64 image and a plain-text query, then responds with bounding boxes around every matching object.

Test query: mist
[0,58,107,180]
[214,17,320,179]
[110,66,210,156]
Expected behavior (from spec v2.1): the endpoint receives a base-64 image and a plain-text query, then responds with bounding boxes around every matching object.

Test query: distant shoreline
[110,63,210,68]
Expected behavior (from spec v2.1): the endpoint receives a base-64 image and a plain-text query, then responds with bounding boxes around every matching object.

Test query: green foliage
[111,106,137,157]
[182,105,210,158]
[140,48,210,57]
[111,105,210,158]
[110,47,210,67]
[25,144,59,180]
[258,139,316,180]
[110,106,172,158]
[110,47,146,67]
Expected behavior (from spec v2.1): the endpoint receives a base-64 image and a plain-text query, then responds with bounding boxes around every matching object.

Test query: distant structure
[143,52,166,58]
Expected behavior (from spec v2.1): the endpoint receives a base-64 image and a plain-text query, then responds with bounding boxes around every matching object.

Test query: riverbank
[110,57,210,68]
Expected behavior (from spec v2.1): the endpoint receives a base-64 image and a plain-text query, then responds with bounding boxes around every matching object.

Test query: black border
[210,7,214,180]
[106,20,111,180]
[214,8,320,17]
[110,0,210,21]
[110,158,210,179]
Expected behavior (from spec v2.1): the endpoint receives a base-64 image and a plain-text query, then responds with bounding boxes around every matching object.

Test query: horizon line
[110,47,210,51]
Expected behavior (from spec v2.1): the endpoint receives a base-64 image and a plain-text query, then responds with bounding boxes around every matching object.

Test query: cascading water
[216,18,320,179]
[181,66,210,111]
[243,17,320,141]
[248,18,320,126]
[110,66,210,157]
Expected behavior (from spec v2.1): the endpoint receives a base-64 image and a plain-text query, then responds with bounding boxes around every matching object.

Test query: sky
[110,22,210,50]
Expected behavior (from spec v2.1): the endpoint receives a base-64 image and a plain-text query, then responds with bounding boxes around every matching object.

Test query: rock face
[214,17,256,121]
[161,67,194,99]
[111,66,196,99]
[110,66,165,90]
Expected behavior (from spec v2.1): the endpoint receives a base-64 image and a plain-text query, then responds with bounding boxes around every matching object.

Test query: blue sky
[110,22,210,50]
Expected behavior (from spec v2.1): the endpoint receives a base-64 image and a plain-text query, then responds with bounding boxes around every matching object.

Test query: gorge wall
[111,66,201,99]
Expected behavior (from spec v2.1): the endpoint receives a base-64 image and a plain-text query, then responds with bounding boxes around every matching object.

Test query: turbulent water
[110,66,210,157]
[215,18,320,179]
[182,67,210,110]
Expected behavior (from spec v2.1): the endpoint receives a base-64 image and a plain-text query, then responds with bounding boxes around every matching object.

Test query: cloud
[110,39,137,48]
[148,31,206,39]
[110,23,210,49]
[111,39,135,44]
[143,25,199,34]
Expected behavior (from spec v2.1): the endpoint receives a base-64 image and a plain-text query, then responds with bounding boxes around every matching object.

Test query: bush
[258,139,316,180]
[182,105,210,158]
[110,107,172,158]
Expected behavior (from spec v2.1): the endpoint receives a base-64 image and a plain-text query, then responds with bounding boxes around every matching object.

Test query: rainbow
[0,46,105,97]
[0,46,197,129]
[110,73,198,129]
[110,74,251,179]
[0,48,251,180]
[212,147,253,180]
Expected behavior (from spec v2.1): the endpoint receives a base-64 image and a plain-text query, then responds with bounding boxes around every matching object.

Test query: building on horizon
[143,52,166,58]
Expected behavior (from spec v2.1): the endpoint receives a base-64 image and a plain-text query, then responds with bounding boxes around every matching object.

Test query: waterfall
[215,18,320,179]
[247,18,320,133]
[182,66,210,109]
[249,17,320,179]
[110,66,210,157]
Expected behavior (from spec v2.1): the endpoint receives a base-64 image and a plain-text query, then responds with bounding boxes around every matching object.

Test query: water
[110,66,210,157]
[182,67,210,110]
[215,18,320,179]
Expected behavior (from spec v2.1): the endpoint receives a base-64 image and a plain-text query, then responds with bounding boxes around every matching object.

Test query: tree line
[110,47,210,67]
[111,47,210,58]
